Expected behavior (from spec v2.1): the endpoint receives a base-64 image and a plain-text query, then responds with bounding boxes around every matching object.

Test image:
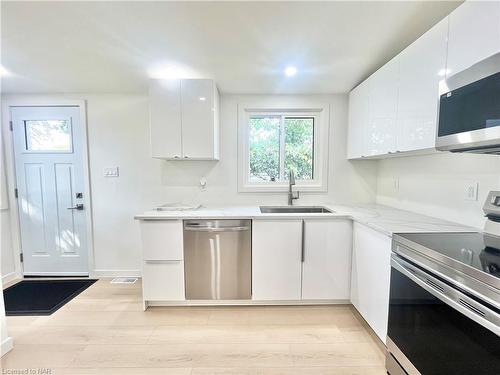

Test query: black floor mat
[3,279,97,316]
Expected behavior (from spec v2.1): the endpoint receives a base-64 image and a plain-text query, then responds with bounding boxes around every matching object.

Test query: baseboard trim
[350,305,387,354]
[92,269,141,278]
[2,271,19,286]
[146,299,350,307]
[1,336,13,357]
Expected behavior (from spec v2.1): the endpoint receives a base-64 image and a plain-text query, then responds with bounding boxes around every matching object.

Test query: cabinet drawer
[142,261,185,301]
[140,220,183,260]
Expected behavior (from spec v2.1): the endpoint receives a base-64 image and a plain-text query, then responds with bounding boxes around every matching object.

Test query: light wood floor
[1,279,386,374]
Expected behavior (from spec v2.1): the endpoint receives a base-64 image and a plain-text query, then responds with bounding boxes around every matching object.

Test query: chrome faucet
[288,170,300,205]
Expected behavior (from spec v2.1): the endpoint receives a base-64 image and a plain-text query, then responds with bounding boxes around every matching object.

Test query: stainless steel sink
[259,206,333,214]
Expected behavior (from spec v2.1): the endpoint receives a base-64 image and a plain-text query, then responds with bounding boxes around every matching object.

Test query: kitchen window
[238,104,329,192]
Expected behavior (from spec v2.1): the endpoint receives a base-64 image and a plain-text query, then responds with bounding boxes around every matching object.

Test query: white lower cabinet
[139,216,392,326]
[140,219,185,303]
[350,222,392,343]
[252,220,303,300]
[140,220,183,261]
[252,219,352,301]
[302,219,352,300]
[142,261,185,301]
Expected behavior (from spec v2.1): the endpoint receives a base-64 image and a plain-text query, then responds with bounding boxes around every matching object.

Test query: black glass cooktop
[396,232,500,279]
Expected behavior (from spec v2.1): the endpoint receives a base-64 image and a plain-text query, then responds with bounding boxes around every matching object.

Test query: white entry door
[11,106,89,276]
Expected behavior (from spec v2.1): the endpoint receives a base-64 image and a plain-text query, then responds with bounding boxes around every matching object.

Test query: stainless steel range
[386,191,500,375]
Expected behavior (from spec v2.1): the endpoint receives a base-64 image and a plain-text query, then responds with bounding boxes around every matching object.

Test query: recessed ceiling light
[284,66,297,77]
[148,64,192,80]
[199,97,206,102]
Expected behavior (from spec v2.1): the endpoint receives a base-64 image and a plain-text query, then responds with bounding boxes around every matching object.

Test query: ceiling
[1,1,461,95]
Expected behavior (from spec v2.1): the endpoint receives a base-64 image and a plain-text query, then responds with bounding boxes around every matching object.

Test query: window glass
[284,117,314,180]
[249,116,281,182]
[248,115,315,183]
[25,120,72,152]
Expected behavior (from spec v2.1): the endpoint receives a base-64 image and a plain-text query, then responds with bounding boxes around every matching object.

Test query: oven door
[387,254,500,375]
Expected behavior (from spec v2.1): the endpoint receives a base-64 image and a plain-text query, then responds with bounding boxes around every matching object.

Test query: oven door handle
[391,257,500,336]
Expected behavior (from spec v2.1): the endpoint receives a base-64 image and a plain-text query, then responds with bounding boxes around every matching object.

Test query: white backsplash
[377,152,500,229]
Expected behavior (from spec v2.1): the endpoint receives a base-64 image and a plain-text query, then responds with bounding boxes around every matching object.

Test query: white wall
[1,110,16,283]
[0,286,13,357]
[2,93,377,276]
[377,152,500,229]
[1,210,15,282]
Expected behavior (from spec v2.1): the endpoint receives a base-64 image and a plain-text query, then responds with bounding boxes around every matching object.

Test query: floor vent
[110,277,138,284]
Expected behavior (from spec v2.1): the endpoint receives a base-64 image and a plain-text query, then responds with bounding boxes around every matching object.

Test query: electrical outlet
[464,181,478,201]
[199,177,207,191]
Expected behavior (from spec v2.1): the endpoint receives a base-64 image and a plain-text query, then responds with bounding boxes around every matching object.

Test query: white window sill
[238,182,327,193]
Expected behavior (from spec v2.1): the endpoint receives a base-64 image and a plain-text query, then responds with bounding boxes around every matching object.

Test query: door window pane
[24,120,72,152]
[249,116,281,182]
[284,117,314,180]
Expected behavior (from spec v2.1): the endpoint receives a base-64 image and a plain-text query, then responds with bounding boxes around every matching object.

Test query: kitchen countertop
[135,203,476,236]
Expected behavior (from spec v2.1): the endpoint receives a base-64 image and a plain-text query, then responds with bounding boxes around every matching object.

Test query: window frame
[238,102,329,193]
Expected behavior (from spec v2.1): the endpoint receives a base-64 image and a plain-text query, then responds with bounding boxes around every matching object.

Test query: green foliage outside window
[249,116,314,182]
[284,118,313,180]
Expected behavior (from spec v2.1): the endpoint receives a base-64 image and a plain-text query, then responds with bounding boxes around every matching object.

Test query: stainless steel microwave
[436,52,500,154]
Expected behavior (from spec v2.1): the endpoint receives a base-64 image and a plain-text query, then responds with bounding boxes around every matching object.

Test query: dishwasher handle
[184,225,250,232]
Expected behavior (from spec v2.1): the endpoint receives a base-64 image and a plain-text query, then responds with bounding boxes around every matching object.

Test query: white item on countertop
[155,203,202,211]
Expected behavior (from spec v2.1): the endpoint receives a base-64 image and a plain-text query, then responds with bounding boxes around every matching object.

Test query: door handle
[67,204,84,210]
[301,220,305,262]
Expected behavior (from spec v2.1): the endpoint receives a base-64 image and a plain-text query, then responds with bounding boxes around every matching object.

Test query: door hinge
[9,121,13,131]
[19,253,23,263]
[14,188,18,198]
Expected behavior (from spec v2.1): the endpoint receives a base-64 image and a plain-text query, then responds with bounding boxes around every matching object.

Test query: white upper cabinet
[181,79,220,160]
[150,79,182,158]
[366,58,399,156]
[347,80,370,159]
[447,1,500,78]
[396,18,448,152]
[150,78,220,160]
[347,1,500,159]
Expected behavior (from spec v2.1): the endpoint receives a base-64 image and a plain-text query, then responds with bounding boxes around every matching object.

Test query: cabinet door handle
[184,155,189,159]
[301,220,305,262]
[173,155,180,159]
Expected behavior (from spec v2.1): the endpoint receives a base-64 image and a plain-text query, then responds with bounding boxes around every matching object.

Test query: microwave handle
[391,257,500,336]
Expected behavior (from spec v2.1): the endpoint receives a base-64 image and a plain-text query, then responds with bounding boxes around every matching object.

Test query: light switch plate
[464,181,478,201]
[104,167,119,177]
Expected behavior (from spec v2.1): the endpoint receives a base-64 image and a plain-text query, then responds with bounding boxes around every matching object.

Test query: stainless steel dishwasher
[183,220,251,300]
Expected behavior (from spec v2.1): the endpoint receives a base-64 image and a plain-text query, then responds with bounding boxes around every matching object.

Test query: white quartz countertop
[135,203,476,237]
